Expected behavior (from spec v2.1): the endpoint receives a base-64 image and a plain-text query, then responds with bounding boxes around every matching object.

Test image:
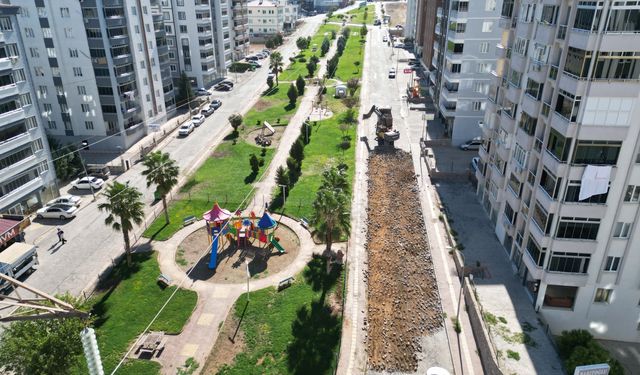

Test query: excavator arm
[362,105,378,119]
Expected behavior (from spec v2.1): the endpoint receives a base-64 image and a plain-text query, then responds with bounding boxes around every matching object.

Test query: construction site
[365,150,444,372]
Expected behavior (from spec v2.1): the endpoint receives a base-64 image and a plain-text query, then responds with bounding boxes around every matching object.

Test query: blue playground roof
[257,212,277,229]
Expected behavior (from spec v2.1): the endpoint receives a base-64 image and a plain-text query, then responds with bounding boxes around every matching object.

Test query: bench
[277,277,295,291]
[157,274,172,288]
[183,215,197,226]
[300,217,309,229]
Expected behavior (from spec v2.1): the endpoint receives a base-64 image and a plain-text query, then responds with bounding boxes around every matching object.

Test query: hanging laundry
[579,165,612,201]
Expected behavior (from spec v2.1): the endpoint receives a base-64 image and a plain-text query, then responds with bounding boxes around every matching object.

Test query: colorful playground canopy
[202,203,232,222]
[257,211,277,229]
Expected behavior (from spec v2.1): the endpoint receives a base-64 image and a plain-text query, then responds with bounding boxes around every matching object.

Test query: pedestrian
[57,228,66,244]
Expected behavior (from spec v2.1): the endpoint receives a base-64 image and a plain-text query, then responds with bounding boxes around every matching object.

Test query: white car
[382,35,388,42]
[393,41,405,48]
[195,88,210,97]
[178,122,195,136]
[191,114,206,126]
[388,68,396,78]
[36,204,77,220]
[47,195,81,207]
[72,176,104,190]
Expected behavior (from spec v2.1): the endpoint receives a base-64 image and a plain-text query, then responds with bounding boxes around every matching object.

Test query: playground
[176,203,301,284]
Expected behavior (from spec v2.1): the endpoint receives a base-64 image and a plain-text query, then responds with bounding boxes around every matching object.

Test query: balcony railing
[557,25,567,40]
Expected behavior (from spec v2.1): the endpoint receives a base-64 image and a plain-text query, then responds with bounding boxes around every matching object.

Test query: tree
[306,61,317,77]
[142,151,179,225]
[269,51,283,84]
[228,113,243,134]
[290,139,305,162]
[327,55,339,78]
[342,27,351,40]
[47,136,83,181]
[265,38,276,49]
[312,167,351,253]
[331,30,337,40]
[249,154,260,174]
[360,24,368,38]
[346,78,360,97]
[321,37,330,57]
[275,33,284,45]
[287,83,298,105]
[275,165,290,188]
[0,295,89,375]
[342,96,359,110]
[296,37,309,50]
[296,75,306,95]
[336,37,346,56]
[176,71,193,107]
[267,75,275,89]
[342,108,357,124]
[98,182,145,266]
[310,55,320,65]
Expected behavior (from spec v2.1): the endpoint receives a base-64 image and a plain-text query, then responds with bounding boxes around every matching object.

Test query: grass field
[243,86,299,128]
[335,32,366,82]
[73,252,197,374]
[216,256,343,375]
[328,5,375,25]
[143,141,274,240]
[279,24,340,82]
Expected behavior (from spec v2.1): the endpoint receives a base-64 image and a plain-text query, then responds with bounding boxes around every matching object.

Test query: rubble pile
[365,151,443,372]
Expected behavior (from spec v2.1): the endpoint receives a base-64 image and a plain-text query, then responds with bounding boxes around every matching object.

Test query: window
[572,140,621,165]
[38,86,48,97]
[591,51,640,81]
[477,63,490,73]
[548,252,590,273]
[513,37,528,56]
[69,49,78,58]
[81,104,90,113]
[20,93,32,106]
[64,28,73,38]
[449,22,466,33]
[532,201,554,234]
[606,7,640,33]
[29,48,39,58]
[447,42,464,54]
[526,237,546,267]
[77,86,86,95]
[47,48,56,58]
[177,0,184,5]
[37,7,47,17]
[178,11,186,20]
[525,79,543,100]
[556,217,600,240]
[180,25,188,33]
[574,2,603,31]
[24,27,35,38]
[472,82,488,94]
[518,112,537,136]
[43,104,52,113]
[34,67,45,77]
[513,143,527,168]
[85,121,94,130]
[519,3,536,23]
[565,180,608,204]
[60,7,70,18]
[555,89,581,122]
[472,101,484,111]
[37,160,49,174]
[25,117,37,130]
[508,68,522,87]
[450,63,461,73]
[485,0,496,11]
[73,67,83,77]
[33,138,44,151]
[508,173,522,197]
[540,168,561,199]
[0,17,12,31]
[604,256,621,272]
[482,21,494,32]
[624,185,640,202]
[547,129,572,162]
[134,25,140,34]
[613,222,632,238]
[86,29,102,38]
[47,120,56,129]
[564,47,591,78]
[540,5,558,25]
[479,42,489,54]
[594,288,613,303]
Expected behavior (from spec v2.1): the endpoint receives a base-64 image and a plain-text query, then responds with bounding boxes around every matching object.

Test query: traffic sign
[403,68,412,74]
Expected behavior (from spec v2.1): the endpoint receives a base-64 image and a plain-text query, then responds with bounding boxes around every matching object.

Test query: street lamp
[278,184,287,211]
[78,144,96,201]
[455,250,473,334]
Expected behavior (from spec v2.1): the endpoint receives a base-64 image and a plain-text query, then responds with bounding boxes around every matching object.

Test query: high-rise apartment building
[247,0,298,42]
[161,0,249,89]
[0,4,56,214]
[412,0,441,70]
[12,0,175,151]
[430,0,502,146]
[477,0,640,342]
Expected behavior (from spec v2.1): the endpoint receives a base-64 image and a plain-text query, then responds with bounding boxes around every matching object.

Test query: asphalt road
[16,17,323,298]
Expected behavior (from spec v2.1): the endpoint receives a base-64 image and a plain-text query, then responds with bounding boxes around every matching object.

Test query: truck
[0,242,38,293]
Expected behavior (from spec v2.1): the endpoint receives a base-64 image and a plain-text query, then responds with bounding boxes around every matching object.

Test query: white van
[0,242,38,293]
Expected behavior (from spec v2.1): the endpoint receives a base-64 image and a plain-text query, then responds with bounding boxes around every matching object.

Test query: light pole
[78,147,96,201]
[455,250,472,334]
[245,259,250,303]
[278,184,287,211]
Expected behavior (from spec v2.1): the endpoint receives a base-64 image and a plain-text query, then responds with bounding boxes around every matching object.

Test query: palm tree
[98,182,145,266]
[142,151,179,224]
[270,51,283,85]
[312,189,351,253]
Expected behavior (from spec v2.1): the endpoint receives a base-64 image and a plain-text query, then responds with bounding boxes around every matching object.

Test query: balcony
[495,44,510,58]
[549,111,576,138]
[0,154,38,181]
[0,108,24,128]
[536,185,556,215]
[516,21,534,39]
[521,93,541,117]
[505,83,521,104]
[542,148,568,177]
[542,271,589,288]
[510,52,527,73]
[439,101,457,117]
[478,144,489,161]
[490,164,505,188]
[0,176,43,208]
[0,83,19,99]
[106,16,126,28]
[0,129,31,153]
[0,58,14,71]
[535,22,557,45]
[500,110,516,133]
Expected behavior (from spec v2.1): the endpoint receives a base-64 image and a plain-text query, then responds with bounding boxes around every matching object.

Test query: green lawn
[335,33,366,82]
[217,256,343,375]
[143,141,274,240]
[74,252,198,374]
[328,5,375,25]
[243,86,299,129]
[279,24,340,82]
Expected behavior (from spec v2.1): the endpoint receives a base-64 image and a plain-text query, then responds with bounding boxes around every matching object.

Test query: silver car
[36,204,77,220]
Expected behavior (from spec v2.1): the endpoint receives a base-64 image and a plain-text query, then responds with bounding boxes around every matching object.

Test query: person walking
[57,228,66,244]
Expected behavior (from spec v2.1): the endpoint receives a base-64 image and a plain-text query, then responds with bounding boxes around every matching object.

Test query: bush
[229,62,253,73]
[558,330,624,375]
[298,57,307,63]
[289,57,296,63]
[557,330,593,359]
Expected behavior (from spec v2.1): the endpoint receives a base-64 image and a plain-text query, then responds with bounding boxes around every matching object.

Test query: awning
[0,215,29,248]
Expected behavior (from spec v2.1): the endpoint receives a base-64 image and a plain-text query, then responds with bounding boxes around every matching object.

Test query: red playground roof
[202,203,232,222]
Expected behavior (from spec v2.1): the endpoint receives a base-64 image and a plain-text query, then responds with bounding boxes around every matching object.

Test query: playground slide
[208,236,219,269]
[270,238,285,253]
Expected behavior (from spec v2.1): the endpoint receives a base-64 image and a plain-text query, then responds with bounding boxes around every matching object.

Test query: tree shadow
[286,299,341,374]
[284,103,296,111]
[303,255,342,300]
[147,222,169,241]
[244,171,258,184]
[262,87,280,96]
[223,131,239,141]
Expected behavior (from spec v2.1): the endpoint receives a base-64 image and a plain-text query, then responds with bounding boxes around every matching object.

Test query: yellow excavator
[363,105,399,147]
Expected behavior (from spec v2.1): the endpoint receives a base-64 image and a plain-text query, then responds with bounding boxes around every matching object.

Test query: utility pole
[78,145,96,201]
[80,328,105,375]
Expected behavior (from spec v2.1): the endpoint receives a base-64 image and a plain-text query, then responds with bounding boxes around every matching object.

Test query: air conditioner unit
[9,57,18,64]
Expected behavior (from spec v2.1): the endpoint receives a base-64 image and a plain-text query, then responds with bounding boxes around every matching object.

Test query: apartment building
[477,0,640,342]
[247,0,297,41]
[10,0,175,152]
[405,0,418,40]
[161,0,249,89]
[430,0,502,146]
[412,0,441,69]
[0,5,56,214]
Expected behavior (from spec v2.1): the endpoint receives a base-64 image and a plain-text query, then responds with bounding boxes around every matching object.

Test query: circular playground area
[176,205,300,284]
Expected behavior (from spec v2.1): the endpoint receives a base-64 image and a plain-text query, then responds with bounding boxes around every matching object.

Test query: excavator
[363,105,399,148]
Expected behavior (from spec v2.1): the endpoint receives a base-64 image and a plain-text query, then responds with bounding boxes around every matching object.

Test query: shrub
[287,83,298,105]
[296,75,305,96]
[557,330,593,359]
[506,350,520,361]
[297,57,307,63]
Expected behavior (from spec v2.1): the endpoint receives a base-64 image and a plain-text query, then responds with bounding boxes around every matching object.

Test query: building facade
[0,5,56,214]
[247,0,297,41]
[430,0,502,146]
[405,0,418,40]
[12,0,175,152]
[412,0,441,69]
[477,0,640,342]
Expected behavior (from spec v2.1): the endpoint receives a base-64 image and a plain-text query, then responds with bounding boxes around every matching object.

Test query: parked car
[471,157,479,172]
[201,107,215,117]
[388,67,396,78]
[221,80,234,87]
[209,99,222,109]
[256,53,267,59]
[459,137,483,151]
[214,83,232,91]
[395,24,404,29]
[195,88,210,97]
[191,114,206,126]
[246,56,258,62]
[382,35,388,42]
[178,122,195,136]
[72,176,104,190]
[374,19,381,26]
[46,194,81,207]
[261,49,271,55]
[393,41,405,48]
[86,164,110,180]
[36,204,78,220]
[249,61,262,68]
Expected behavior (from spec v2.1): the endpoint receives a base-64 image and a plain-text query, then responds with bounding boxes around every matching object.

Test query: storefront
[0,214,30,252]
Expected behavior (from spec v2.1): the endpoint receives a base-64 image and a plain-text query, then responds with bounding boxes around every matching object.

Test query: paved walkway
[152,215,326,374]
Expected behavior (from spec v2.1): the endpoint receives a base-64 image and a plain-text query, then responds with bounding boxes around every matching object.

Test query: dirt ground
[241,125,286,149]
[177,223,300,283]
[201,302,246,374]
[385,2,407,27]
[365,151,443,372]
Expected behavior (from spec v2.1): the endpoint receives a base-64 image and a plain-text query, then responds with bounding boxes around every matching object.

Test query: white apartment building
[0,4,56,214]
[430,0,502,146]
[477,0,640,342]
[161,0,249,89]
[247,0,297,41]
[11,0,175,152]
[404,0,418,40]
